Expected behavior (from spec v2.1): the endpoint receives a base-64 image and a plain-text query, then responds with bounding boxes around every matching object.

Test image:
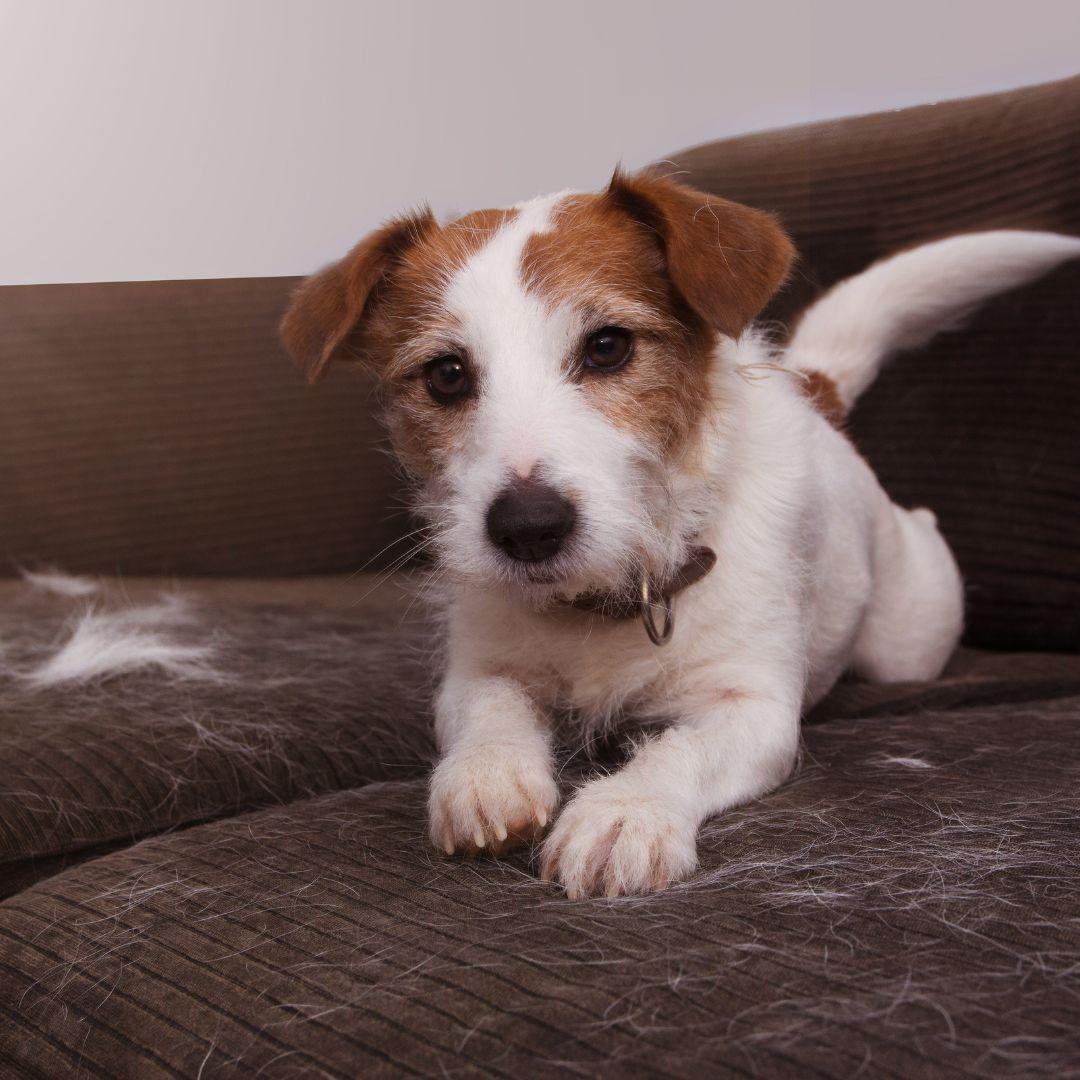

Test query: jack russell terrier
[282,171,1080,898]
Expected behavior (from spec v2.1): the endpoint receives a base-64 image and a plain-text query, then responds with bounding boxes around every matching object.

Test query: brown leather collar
[563,545,717,643]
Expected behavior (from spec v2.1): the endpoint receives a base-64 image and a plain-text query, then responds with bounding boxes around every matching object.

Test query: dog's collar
[563,545,717,647]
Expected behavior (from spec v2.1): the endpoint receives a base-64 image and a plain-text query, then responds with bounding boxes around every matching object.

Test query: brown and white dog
[281,172,1080,898]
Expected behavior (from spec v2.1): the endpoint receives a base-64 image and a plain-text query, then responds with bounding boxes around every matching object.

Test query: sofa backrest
[671,75,1080,651]
[2,77,1077,650]
[0,277,403,578]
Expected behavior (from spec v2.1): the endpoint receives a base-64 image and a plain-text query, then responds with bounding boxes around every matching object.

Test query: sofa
[2,75,1078,1077]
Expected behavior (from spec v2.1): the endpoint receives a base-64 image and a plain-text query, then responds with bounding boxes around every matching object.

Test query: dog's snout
[485,479,576,562]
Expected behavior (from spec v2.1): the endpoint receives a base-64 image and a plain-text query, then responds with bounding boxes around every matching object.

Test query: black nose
[485,479,577,562]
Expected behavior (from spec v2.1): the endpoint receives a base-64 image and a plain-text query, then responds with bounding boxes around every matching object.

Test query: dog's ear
[606,169,794,337]
[280,209,437,383]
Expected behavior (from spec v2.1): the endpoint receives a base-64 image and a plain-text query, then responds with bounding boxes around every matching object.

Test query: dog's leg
[428,669,559,858]
[540,673,800,898]
[854,503,964,683]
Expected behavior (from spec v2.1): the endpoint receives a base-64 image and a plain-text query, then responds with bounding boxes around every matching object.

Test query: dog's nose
[485,479,577,562]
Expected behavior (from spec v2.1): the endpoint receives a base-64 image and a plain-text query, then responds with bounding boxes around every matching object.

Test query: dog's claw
[539,782,698,898]
[427,742,559,859]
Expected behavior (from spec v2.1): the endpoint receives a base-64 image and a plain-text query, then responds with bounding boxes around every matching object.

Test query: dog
[281,171,1080,898]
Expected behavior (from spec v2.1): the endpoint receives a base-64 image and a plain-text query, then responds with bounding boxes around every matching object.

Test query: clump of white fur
[20,567,102,598]
[11,590,220,688]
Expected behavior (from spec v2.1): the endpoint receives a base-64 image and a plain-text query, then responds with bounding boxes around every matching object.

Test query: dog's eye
[425,354,470,404]
[584,327,632,371]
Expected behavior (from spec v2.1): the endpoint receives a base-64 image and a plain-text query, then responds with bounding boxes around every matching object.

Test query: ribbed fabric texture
[671,74,1080,650]
[0,576,436,891]
[0,277,411,577]
[2,573,1079,1075]
[3,574,1078,897]
[3,689,1079,1076]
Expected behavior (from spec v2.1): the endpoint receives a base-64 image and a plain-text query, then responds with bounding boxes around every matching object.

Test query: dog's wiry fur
[282,171,1080,898]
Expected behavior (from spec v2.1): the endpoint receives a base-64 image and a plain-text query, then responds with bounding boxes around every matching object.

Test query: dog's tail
[785,230,1080,414]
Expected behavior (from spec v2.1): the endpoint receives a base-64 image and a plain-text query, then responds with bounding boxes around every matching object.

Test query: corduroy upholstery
[2,77,1079,1078]
[1,589,1078,1077]
[2,699,1078,1078]
[0,278,400,577]
[0,577,436,899]
[3,574,1079,903]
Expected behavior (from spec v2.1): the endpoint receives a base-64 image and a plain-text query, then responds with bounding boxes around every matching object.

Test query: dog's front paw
[428,741,558,858]
[539,779,698,899]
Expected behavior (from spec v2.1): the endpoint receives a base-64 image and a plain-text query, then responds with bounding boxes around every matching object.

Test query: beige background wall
[1,0,1077,285]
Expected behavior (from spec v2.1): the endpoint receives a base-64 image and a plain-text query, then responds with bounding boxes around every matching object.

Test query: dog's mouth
[484,542,615,605]
[496,551,575,589]
[491,546,641,609]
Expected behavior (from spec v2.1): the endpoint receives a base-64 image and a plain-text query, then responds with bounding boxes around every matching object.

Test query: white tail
[786,230,1080,412]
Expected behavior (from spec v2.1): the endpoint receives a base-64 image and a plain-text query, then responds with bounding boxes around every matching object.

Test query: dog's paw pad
[428,742,557,858]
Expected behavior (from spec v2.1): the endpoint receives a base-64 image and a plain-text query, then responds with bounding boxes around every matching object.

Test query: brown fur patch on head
[519,172,794,457]
[281,206,520,474]
[605,170,795,338]
[281,172,795,478]
[279,210,438,382]
[357,208,519,475]
[374,207,518,378]
[521,192,717,454]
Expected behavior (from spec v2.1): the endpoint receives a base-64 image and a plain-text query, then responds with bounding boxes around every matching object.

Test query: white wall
[1,0,1077,285]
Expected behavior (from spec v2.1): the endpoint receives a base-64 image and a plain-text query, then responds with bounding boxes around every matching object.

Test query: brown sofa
[2,76,1078,1077]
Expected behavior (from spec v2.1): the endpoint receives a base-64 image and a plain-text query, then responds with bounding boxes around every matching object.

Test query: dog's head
[281,171,793,602]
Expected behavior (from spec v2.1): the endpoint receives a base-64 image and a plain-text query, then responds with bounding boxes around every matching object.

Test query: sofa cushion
[5,573,1080,900]
[670,75,1080,652]
[0,575,436,896]
[810,645,1080,721]
[2,695,1078,1077]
